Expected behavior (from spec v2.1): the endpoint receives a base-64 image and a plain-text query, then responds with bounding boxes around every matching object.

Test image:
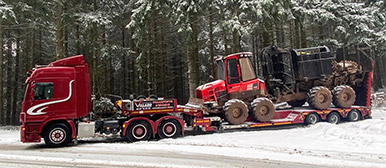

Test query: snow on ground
[1,108,386,167]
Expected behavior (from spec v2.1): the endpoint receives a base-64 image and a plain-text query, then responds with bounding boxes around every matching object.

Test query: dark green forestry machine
[261,44,373,110]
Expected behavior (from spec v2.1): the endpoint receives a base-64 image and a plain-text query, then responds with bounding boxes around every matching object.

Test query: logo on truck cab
[26,80,74,116]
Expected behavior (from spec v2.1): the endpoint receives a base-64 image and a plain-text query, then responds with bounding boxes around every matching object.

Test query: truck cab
[20,55,91,145]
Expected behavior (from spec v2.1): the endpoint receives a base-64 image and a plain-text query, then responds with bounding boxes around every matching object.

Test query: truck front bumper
[20,124,41,143]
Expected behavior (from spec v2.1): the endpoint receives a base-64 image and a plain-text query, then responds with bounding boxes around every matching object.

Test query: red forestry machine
[189,44,373,125]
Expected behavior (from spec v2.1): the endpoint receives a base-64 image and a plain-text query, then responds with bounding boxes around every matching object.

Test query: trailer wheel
[333,85,356,108]
[327,112,340,124]
[305,113,319,125]
[136,95,146,100]
[287,99,306,107]
[307,86,332,110]
[251,98,275,122]
[157,119,181,139]
[347,109,361,122]
[223,99,248,125]
[149,95,158,100]
[44,123,72,148]
[127,120,152,142]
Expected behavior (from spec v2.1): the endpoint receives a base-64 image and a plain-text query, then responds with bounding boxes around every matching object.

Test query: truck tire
[251,98,275,122]
[307,86,332,110]
[287,99,306,107]
[157,119,181,139]
[223,99,248,125]
[347,109,361,122]
[327,112,340,124]
[333,85,356,108]
[127,120,152,142]
[304,113,319,125]
[44,123,72,148]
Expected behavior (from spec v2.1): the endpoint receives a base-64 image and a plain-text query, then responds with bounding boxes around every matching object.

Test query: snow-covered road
[1,108,386,168]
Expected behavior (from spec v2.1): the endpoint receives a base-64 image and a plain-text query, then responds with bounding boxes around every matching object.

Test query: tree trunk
[11,37,20,125]
[6,36,12,125]
[208,12,215,77]
[0,20,3,125]
[187,20,200,98]
[55,0,65,59]
[294,19,301,48]
[121,25,128,97]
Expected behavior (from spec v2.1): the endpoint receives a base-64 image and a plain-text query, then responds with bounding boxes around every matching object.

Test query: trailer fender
[155,116,185,135]
[122,117,155,137]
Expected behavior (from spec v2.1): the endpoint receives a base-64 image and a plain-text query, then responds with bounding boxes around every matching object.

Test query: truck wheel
[251,98,275,122]
[333,85,356,108]
[287,99,306,107]
[307,86,332,110]
[157,119,181,139]
[223,99,248,125]
[327,112,340,124]
[305,113,319,125]
[347,109,361,122]
[127,120,152,142]
[44,123,72,148]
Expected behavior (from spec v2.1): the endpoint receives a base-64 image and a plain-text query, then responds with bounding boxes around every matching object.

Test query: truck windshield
[217,61,225,80]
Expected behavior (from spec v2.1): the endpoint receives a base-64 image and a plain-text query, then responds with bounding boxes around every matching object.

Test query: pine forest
[0,0,385,125]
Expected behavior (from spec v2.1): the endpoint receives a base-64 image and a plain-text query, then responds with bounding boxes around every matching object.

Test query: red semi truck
[20,55,373,147]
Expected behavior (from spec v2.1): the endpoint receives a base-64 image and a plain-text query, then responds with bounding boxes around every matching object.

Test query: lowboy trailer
[20,55,373,147]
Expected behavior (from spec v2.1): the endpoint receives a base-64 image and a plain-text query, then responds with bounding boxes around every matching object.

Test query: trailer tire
[251,98,275,122]
[333,85,356,108]
[327,112,340,124]
[157,119,181,139]
[224,99,248,125]
[44,123,72,148]
[287,99,306,107]
[126,120,152,142]
[305,113,319,125]
[149,95,158,100]
[307,86,332,110]
[137,95,146,100]
[347,109,361,122]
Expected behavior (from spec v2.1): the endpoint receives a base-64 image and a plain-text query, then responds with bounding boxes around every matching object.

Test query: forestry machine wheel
[333,85,356,108]
[223,99,248,125]
[307,86,332,110]
[251,98,275,122]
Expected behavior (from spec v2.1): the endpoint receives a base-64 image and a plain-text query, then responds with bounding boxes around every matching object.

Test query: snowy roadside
[0,108,385,167]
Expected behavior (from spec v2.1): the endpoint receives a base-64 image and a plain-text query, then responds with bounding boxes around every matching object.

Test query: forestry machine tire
[44,123,72,148]
[307,86,332,110]
[287,99,306,107]
[127,120,152,142]
[157,119,181,139]
[223,99,248,125]
[327,112,341,124]
[251,98,275,122]
[305,113,320,125]
[333,85,356,108]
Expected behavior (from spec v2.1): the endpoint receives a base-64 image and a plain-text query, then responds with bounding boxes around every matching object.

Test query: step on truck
[20,52,373,147]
